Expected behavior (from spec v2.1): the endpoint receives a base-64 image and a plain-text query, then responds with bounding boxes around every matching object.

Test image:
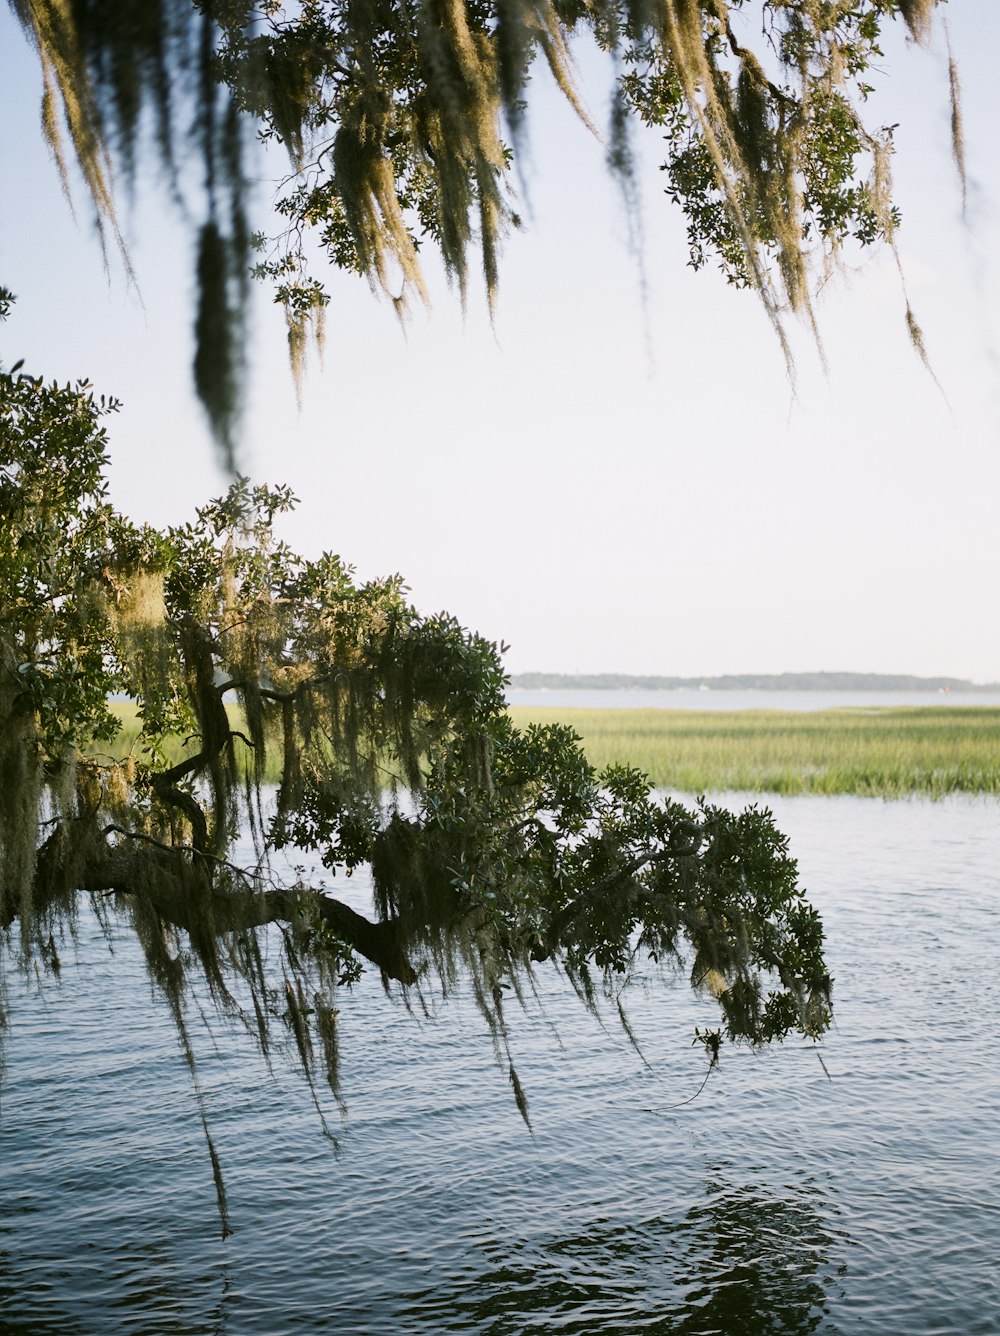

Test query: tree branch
[71,838,418,985]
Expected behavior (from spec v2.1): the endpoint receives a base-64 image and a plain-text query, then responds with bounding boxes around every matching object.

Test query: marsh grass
[101,701,1000,798]
[100,701,256,771]
[99,701,391,785]
[507,706,1000,797]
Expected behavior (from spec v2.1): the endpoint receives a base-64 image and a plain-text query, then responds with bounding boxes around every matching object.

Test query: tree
[0,356,831,1232]
[8,0,955,460]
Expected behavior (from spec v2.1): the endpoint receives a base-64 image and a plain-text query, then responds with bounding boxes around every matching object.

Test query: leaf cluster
[9,0,948,447]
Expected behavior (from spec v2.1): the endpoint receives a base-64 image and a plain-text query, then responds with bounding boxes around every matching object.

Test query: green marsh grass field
[102,702,1000,797]
[506,705,1000,797]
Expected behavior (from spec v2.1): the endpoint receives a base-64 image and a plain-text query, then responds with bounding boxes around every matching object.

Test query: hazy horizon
[510,670,1000,688]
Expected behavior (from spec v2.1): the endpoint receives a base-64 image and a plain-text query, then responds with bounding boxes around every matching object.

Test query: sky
[2,5,999,681]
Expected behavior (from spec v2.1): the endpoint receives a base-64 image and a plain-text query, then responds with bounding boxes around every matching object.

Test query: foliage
[1,364,831,1228]
[8,0,951,454]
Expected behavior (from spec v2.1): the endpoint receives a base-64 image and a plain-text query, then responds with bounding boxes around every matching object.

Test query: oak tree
[0,360,830,1231]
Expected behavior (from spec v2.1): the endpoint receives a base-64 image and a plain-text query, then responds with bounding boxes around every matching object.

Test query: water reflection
[398,1175,848,1335]
[669,1178,848,1335]
[0,1234,232,1336]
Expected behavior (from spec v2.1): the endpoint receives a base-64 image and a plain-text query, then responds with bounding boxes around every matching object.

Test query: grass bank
[506,706,1000,797]
[99,701,244,769]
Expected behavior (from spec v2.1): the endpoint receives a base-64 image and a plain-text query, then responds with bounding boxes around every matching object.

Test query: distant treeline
[509,671,1000,692]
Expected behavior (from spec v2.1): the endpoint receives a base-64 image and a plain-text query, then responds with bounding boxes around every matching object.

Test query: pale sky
[2,6,999,680]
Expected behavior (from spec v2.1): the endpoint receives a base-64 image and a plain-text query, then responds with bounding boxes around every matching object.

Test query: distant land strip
[509,672,1000,692]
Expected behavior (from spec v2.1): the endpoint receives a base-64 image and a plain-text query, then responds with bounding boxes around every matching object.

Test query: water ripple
[1,796,998,1332]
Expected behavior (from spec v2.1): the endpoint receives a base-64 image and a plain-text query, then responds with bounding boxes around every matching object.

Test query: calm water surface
[1,796,998,1333]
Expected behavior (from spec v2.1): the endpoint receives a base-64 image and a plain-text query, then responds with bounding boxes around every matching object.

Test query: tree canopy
[8,0,953,460]
[0,356,831,1231]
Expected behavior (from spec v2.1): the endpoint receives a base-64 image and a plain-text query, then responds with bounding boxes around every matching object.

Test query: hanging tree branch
[7,1,955,457]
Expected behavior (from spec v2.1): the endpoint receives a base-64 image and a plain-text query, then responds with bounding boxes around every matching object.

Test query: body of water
[1,796,998,1332]
[506,687,1000,712]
